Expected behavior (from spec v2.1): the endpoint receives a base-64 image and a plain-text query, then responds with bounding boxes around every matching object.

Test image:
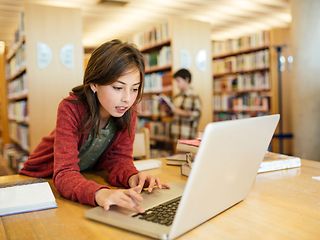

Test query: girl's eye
[113,86,122,90]
[132,88,139,92]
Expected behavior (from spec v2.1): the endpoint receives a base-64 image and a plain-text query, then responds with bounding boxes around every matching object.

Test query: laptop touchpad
[110,182,185,216]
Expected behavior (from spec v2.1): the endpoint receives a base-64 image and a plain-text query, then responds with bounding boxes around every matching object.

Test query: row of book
[6,43,26,80]
[143,46,171,69]
[9,122,29,152]
[137,96,161,117]
[137,94,174,117]
[3,143,28,172]
[132,22,169,49]
[213,72,270,93]
[214,112,265,121]
[213,49,269,75]
[213,93,270,112]
[7,73,28,98]
[212,31,270,56]
[8,100,28,123]
[144,72,172,93]
[166,139,301,177]
[137,118,172,144]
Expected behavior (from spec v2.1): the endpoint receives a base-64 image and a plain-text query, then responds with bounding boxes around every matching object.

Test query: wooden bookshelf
[3,3,83,172]
[130,18,212,156]
[213,30,273,120]
[212,28,292,154]
[0,44,10,154]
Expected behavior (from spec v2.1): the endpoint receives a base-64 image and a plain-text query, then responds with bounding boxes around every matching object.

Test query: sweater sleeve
[53,100,108,206]
[96,110,139,188]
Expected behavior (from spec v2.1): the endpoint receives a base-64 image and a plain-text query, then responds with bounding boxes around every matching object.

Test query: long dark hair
[71,39,145,136]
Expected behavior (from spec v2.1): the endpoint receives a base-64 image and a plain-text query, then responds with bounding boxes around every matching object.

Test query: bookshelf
[133,22,173,156]
[0,43,9,154]
[212,31,271,121]
[3,3,83,172]
[212,28,292,153]
[131,18,212,157]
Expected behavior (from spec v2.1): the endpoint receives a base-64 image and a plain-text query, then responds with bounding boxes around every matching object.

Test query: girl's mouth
[115,106,128,113]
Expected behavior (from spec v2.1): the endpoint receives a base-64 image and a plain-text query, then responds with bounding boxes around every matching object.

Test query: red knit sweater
[20,93,139,206]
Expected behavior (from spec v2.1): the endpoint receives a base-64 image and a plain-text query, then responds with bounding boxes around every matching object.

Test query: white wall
[291,0,320,161]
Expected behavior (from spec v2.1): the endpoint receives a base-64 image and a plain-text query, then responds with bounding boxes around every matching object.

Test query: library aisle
[1,3,83,173]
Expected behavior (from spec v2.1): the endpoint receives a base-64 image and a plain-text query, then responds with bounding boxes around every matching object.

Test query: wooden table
[1,159,320,240]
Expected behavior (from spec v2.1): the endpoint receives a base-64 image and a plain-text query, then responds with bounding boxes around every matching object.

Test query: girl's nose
[121,90,130,102]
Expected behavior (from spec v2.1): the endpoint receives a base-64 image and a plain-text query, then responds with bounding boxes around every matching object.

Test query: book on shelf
[0,179,57,216]
[176,139,200,154]
[180,152,302,177]
[258,151,301,173]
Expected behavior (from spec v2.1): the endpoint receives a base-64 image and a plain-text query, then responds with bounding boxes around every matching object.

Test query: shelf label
[179,49,192,68]
[37,42,52,69]
[196,49,207,72]
[60,44,75,69]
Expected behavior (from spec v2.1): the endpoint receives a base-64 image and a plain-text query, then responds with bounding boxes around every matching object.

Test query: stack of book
[175,139,200,154]
[165,139,200,166]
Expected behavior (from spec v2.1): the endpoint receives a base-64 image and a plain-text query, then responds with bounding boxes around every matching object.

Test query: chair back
[133,128,151,159]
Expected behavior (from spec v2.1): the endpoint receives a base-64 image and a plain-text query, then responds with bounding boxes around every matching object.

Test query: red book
[176,139,201,154]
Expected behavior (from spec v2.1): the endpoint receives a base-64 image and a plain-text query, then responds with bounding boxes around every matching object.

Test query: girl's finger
[126,188,143,203]
[116,197,138,210]
[155,177,162,189]
[103,201,111,211]
[147,177,156,192]
[119,192,144,213]
[132,183,143,193]
[138,174,147,191]
[160,183,170,189]
[155,179,170,189]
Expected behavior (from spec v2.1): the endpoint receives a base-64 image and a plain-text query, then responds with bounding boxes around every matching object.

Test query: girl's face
[91,68,141,120]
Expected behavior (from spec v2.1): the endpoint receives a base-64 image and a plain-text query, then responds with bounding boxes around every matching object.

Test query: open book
[181,152,302,176]
[0,179,57,216]
[158,94,175,115]
[258,151,301,173]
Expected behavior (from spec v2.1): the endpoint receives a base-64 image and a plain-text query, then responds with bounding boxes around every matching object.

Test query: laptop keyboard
[132,196,181,226]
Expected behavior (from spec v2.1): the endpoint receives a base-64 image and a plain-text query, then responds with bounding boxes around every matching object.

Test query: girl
[20,39,167,213]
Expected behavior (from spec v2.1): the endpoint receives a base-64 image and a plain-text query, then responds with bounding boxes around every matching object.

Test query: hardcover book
[176,139,200,154]
[166,153,193,166]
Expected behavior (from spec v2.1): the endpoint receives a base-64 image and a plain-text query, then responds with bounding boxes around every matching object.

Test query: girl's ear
[90,83,97,93]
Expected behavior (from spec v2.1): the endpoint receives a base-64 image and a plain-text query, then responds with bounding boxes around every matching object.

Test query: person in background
[170,68,201,141]
[20,39,168,213]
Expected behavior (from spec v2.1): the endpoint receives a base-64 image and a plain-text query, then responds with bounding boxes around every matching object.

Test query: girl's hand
[95,186,144,212]
[128,172,170,193]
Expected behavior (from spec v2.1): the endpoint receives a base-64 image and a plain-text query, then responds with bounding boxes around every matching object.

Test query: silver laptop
[85,114,280,239]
